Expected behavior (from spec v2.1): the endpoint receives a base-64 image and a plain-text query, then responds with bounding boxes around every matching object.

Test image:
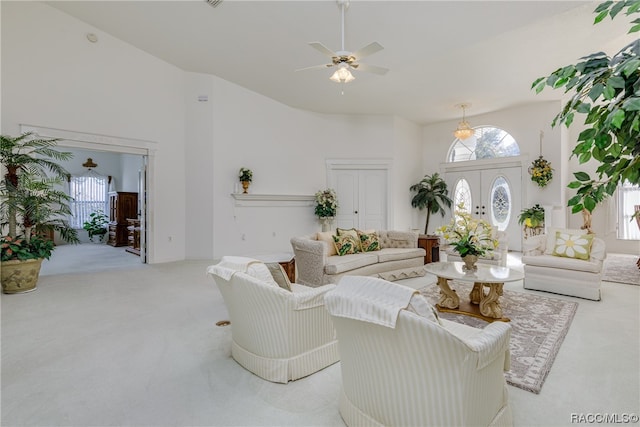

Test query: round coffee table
[424,261,524,322]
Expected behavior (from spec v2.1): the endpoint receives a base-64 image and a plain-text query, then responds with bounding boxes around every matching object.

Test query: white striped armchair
[207,257,339,383]
[325,276,513,427]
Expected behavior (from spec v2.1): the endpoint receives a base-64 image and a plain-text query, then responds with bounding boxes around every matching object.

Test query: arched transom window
[448,126,520,162]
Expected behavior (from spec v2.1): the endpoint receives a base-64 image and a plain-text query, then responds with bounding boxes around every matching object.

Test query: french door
[445,166,522,251]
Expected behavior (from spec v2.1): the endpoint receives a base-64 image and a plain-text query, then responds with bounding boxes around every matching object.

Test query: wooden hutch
[107,191,138,247]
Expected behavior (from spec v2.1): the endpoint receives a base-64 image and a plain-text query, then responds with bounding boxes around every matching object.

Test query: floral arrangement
[529,156,553,187]
[238,167,253,182]
[518,204,545,228]
[314,188,338,218]
[1,235,55,262]
[436,204,498,257]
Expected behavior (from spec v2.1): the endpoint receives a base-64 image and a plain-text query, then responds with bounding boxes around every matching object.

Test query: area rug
[602,253,640,285]
[419,283,578,394]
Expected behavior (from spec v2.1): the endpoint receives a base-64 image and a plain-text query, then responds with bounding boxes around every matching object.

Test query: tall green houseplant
[532,0,640,214]
[410,172,453,235]
[1,133,79,293]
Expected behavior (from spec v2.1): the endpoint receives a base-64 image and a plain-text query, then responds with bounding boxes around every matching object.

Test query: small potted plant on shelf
[1,133,79,293]
[518,204,545,239]
[83,210,109,243]
[314,188,339,231]
[238,167,253,193]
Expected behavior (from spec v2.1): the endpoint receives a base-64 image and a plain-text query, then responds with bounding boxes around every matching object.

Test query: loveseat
[290,230,426,287]
[522,228,606,301]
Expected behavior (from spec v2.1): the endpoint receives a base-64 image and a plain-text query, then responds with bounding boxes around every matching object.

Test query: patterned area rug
[602,253,640,285]
[419,283,578,394]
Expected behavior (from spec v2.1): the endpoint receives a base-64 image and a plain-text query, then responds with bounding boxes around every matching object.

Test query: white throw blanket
[206,256,262,280]
[325,276,418,328]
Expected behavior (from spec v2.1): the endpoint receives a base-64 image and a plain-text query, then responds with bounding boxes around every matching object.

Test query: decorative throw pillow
[337,228,362,252]
[265,262,292,291]
[358,230,380,252]
[316,231,338,256]
[333,234,360,256]
[552,231,594,260]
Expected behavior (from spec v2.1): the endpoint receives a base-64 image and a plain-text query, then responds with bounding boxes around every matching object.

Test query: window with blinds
[70,174,108,228]
[617,180,640,240]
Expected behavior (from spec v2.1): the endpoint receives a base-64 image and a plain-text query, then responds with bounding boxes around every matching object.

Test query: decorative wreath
[529,156,553,188]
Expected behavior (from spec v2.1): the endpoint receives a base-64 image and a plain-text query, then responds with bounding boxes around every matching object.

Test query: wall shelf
[231,193,315,207]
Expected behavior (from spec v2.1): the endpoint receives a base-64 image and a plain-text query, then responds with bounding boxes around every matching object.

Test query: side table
[417,235,440,264]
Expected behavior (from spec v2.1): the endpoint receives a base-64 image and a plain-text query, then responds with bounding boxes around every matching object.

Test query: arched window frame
[447,126,521,163]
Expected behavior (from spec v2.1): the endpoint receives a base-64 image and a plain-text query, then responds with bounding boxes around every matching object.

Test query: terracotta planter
[1,258,43,294]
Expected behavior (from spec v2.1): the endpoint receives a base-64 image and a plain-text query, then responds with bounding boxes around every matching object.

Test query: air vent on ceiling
[205,0,223,8]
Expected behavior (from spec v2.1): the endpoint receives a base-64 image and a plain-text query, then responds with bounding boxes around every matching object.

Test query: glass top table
[424,261,524,322]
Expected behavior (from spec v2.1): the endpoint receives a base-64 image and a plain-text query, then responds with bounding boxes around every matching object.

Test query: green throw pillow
[333,234,360,256]
[552,231,594,260]
[337,228,362,252]
[358,231,380,252]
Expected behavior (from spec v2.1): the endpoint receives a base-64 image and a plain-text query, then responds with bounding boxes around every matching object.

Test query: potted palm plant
[1,133,79,293]
[410,172,453,235]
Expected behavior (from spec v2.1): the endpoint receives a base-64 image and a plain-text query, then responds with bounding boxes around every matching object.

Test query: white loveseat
[207,257,339,383]
[290,230,426,287]
[325,276,513,427]
[522,229,606,301]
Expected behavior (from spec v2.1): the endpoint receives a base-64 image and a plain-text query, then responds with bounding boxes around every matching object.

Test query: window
[617,181,640,240]
[490,176,511,231]
[448,126,520,162]
[453,178,472,213]
[69,174,108,228]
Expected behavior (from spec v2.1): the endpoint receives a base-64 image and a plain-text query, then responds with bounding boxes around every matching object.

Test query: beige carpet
[420,283,578,394]
[603,253,640,285]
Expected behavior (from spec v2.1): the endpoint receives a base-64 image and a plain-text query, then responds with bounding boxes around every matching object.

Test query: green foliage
[1,235,55,261]
[518,204,545,227]
[238,167,253,182]
[532,0,640,212]
[410,172,453,234]
[83,210,109,242]
[314,188,338,218]
[437,204,498,257]
[1,133,79,262]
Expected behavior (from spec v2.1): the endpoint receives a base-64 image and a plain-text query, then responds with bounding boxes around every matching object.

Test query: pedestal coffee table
[424,261,524,322]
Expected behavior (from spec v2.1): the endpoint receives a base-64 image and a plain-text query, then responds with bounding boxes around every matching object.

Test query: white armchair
[522,229,606,301]
[325,276,513,427]
[207,257,339,383]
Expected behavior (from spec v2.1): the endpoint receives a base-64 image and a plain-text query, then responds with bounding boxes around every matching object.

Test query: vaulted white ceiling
[48,1,633,125]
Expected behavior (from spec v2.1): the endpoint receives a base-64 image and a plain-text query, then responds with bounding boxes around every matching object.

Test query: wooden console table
[417,235,440,264]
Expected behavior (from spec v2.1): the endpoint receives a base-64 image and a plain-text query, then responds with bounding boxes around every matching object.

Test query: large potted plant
[410,172,453,235]
[1,133,79,293]
[532,1,640,214]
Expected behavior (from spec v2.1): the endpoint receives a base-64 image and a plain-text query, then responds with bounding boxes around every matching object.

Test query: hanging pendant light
[453,103,474,140]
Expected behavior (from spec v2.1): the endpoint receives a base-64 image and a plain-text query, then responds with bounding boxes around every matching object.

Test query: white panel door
[445,167,522,251]
[333,169,387,230]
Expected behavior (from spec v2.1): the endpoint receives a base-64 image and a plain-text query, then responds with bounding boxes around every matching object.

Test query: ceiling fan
[296,0,389,84]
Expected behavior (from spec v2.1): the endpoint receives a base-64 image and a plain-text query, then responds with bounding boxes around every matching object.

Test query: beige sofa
[290,230,426,287]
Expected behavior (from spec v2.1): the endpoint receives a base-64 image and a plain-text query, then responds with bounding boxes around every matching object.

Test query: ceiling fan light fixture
[329,64,355,83]
[453,103,474,140]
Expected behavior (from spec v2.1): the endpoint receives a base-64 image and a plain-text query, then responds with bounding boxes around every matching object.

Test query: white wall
[1,2,186,263]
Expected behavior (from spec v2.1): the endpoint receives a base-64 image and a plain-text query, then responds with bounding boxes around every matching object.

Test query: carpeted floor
[420,282,578,394]
[603,253,640,285]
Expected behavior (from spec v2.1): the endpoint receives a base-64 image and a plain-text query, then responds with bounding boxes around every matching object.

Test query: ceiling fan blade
[309,42,337,58]
[352,63,389,75]
[295,64,334,72]
[352,42,384,60]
